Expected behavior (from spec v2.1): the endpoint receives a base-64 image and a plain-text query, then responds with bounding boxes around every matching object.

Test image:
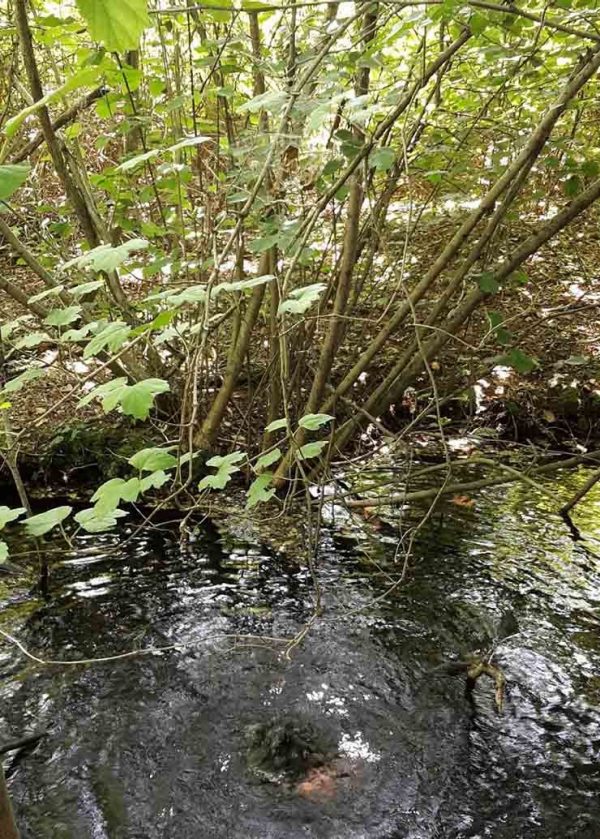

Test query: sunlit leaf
[119,378,170,420]
[129,447,178,472]
[0,506,26,530]
[278,283,326,316]
[75,0,150,51]
[298,413,334,430]
[246,472,276,508]
[74,506,128,532]
[264,417,289,433]
[297,441,328,460]
[23,505,72,537]
[63,239,148,273]
[1,368,44,395]
[0,164,30,200]
[44,306,82,327]
[255,447,282,472]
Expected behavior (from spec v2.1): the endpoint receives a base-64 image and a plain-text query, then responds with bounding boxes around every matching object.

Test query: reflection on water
[1,471,600,837]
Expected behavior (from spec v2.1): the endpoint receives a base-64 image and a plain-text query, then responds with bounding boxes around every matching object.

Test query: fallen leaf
[451,495,475,508]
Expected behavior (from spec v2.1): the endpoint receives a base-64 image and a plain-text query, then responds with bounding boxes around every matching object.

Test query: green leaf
[298,413,334,431]
[205,451,246,469]
[0,164,30,200]
[117,149,161,172]
[255,447,282,472]
[62,322,96,342]
[238,90,288,114]
[487,311,512,346]
[246,472,276,509]
[70,279,104,298]
[370,147,395,172]
[470,12,487,35]
[139,470,170,491]
[78,377,127,409]
[297,441,328,461]
[63,239,148,273]
[0,506,26,530]
[1,368,44,395]
[167,135,212,154]
[478,272,499,295]
[5,67,101,137]
[83,321,130,359]
[0,541,7,563]
[75,0,150,51]
[498,348,538,374]
[264,417,289,433]
[215,274,275,295]
[43,306,82,327]
[14,332,52,350]
[29,286,65,304]
[74,507,127,533]
[198,471,233,491]
[199,450,246,491]
[119,378,170,420]
[23,505,72,537]
[278,283,326,315]
[129,447,178,472]
[91,477,141,513]
[563,175,581,197]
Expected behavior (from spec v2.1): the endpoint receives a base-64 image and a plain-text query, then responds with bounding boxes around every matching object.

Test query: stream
[1,472,600,838]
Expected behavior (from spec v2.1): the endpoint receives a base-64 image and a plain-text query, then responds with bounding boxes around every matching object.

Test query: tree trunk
[0,764,19,839]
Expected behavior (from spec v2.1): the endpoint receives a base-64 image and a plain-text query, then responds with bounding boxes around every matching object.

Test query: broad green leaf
[478,272,499,295]
[14,332,51,350]
[117,149,160,172]
[199,450,246,491]
[370,147,395,172]
[0,164,30,200]
[78,377,127,409]
[139,470,170,491]
[83,321,130,359]
[298,413,334,431]
[91,477,141,513]
[119,378,170,420]
[246,472,276,509]
[75,0,150,51]
[23,505,72,537]
[167,135,212,153]
[297,440,328,461]
[44,306,82,327]
[62,322,96,342]
[70,280,104,298]
[0,541,7,563]
[238,90,287,114]
[74,506,127,533]
[198,470,233,491]
[255,448,282,472]
[129,447,178,472]
[205,451,246,469]
[278,283,326,316]
[63,239,148,273]
[29,285,64,304]
[0,506,26,530]
[5,67,101,137]
[498,348,538,374]
[215,274,275,295]
[264,417,289,433]
[1,368,44,395]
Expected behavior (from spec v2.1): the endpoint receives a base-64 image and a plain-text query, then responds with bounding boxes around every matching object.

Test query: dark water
[2,474,600,838]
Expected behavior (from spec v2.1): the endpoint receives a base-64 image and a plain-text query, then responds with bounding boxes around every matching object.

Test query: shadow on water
[2,473,600,837]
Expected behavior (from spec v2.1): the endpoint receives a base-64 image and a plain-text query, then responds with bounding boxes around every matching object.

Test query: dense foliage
[1,0,600,551]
